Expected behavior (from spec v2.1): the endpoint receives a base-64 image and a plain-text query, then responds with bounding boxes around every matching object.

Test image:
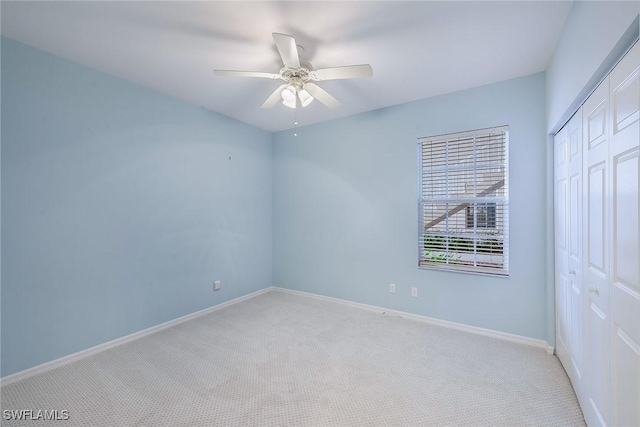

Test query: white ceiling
[1,1,572,132]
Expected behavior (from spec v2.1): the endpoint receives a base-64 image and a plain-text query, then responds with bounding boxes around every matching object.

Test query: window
[466,202,496,229]
[418,126,509,275]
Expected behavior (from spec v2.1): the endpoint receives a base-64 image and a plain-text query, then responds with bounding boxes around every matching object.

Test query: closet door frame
[555,125,570,374]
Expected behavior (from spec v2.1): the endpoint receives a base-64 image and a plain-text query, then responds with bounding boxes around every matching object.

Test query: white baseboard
[2,285,555,386]
[273,287,555,354]
[545,344,555,355]
[1,287,273,386]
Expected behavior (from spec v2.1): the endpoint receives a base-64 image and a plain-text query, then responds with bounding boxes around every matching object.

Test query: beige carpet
[1,290,585,426]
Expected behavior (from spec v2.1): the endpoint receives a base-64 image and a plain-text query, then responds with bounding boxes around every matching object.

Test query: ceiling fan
[214,33,373,110]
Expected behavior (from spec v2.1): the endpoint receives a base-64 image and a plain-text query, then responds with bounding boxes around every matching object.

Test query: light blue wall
[273,73,548,341]
[546,1,639,133]
[1,38,273,376]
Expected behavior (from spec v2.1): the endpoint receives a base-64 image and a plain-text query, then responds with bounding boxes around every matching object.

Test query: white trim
[273,287,554,354]
[1,287,273,386]
[2,285,555,386]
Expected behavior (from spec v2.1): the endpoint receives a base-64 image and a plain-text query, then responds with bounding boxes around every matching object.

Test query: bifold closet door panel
[555,111,584,388]
[583,77,611,427]
[608,40,640,427]
[567,110,584,387]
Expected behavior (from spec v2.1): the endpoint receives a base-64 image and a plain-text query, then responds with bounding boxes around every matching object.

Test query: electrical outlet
[411,287,418,298]
[214,280,221,291]
[389,283,396,294]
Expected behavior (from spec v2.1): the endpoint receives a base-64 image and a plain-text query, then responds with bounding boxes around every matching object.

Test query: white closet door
[556,111,584,389]
[583,77,611,427]
[608,41,640,427]
[567,109,584,387]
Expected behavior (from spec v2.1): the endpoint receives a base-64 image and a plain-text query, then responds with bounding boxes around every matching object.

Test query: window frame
[417,126,509,276]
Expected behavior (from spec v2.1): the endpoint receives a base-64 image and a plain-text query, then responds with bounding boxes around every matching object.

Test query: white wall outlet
[411,287,418,298]
[214,280,221,291]
[389,283,396,294]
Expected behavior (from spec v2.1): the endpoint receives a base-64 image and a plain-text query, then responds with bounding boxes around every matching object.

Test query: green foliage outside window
[422,235,503,260]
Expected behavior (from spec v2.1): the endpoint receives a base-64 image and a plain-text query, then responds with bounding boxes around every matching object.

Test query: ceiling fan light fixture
[281,85,297,109]
[298,89,314,107]
[282,98,297,109]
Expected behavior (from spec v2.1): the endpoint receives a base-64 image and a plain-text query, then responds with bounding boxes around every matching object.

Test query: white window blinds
[418,126,509,275]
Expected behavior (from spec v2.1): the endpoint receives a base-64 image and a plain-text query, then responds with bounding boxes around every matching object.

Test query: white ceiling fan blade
[261,84,288,109]
[214,70,281,79]
[272,33,300,69]
[304,83,341,109]
[311,64,373,81]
